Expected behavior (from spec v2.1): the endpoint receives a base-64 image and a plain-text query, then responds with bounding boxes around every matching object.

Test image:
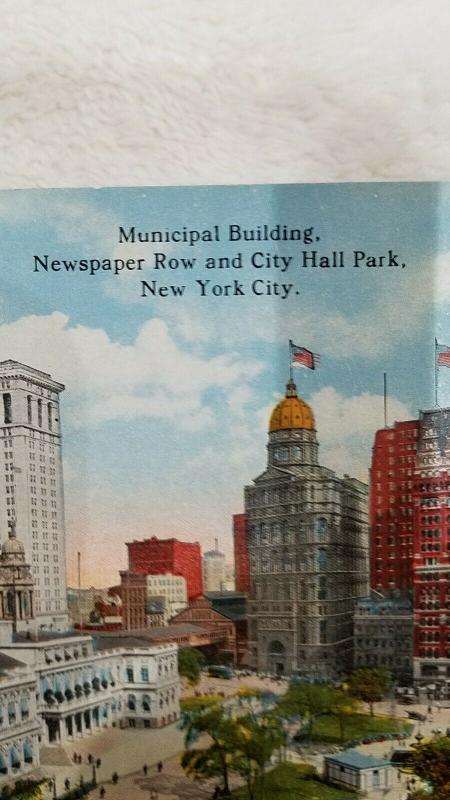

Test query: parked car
[207,665,234,680]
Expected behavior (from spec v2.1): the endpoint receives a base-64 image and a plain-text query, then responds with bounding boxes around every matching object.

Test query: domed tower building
[0,520,36,637]
[245,379,369,678]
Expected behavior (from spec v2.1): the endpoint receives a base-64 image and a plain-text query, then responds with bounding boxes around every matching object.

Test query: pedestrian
[428,704,432,714]
[157,760,163,773]
[96,758,101,768]
[64,778,71,791]
[88,753,93,764]
[112,771,119,785]
[73,752,78,763]
[397,769,401,781]
[143,763,148,776]
[99,787,105,798]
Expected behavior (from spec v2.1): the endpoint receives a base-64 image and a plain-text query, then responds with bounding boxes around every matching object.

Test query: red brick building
[126,537,203,600]
[370,420,419,592]
[233,513,250,593]
[370,408,450,696]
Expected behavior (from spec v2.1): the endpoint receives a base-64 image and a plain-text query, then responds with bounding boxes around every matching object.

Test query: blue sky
[0,182,447,586]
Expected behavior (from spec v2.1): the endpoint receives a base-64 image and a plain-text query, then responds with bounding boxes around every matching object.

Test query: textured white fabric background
[1,0,450,189]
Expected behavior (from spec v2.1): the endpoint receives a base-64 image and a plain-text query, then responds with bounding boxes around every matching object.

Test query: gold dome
[269,379,315,432]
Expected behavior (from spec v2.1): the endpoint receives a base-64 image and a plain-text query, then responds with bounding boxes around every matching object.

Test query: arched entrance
[268,640,286,675]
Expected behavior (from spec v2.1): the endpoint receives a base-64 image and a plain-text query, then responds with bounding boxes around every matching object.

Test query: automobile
[406,710,427,722]
[207,665,234,680]
[399,695,415,705]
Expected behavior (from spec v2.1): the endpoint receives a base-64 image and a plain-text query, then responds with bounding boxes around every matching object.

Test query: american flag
[290,341,320,370]
[437,344,450,367]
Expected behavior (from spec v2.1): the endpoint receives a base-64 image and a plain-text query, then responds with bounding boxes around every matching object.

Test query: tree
[180,692,283,799]
[180,700,237,795]
[347,667,391,716]
[178,647,205,686]
[407,736,450,800]
[278,682,338,737]
[232,715,283,800]
[329,688,358,741]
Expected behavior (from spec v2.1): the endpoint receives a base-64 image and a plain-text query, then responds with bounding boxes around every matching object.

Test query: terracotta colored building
[126,537,203,600]
[170,592,248,665]
[233,513,250,593]
[370,419,419,593]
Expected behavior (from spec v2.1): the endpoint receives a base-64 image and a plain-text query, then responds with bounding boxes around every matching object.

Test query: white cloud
[311,386,413,480]
[0,311,262,427]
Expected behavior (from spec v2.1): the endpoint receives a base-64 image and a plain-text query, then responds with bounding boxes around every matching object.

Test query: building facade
[0,361,68,631]
[0,655,40,784]
[245,379,369,677]
[203,540,226,592]
[126,537,202,600]
[120,571,187,630]
[233,513,250,593]
[412,409,450,695]
[353,596,413,684]
[170,595,242,665]
[370,407,450,695]
[370,420,419,594]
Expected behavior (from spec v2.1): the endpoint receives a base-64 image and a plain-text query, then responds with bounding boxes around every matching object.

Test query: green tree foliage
[232,715,284,800]
[180,694,283,799]
[180,701,237,795]
[408,736,450,800]
[278,683,355,738]
[347,667,391,716]
[178,646,205,685]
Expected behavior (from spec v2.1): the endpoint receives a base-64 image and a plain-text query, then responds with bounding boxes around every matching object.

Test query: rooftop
[93,623,209,650]
[326,750,391,770]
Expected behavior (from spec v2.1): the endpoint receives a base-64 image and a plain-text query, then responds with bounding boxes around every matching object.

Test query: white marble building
[0,360,68,631]
[0,629,180,783]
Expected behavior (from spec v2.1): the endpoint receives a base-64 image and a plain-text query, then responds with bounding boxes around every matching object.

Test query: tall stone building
[412,408,450,696]
[245,379,369,677]
[0,361,68,630]
[203,539,226,592]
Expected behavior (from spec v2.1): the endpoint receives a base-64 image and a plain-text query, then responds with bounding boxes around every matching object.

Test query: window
[27,395,32,424]
[141,667,149,682]
[37,399,42,428]
[2,394,11,425]
[126,667,134,682]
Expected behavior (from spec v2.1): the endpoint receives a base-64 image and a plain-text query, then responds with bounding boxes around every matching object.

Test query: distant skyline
[0,183,449,586]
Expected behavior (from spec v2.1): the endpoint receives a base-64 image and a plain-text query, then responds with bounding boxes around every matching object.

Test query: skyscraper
[203,539,226,592]
[245,378,369,677]
[369,420,419,593]
[0,361,68,630]
[412,408,450,695]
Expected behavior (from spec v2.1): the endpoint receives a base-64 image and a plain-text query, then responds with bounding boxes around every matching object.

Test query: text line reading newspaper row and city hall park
[32,224,407,299]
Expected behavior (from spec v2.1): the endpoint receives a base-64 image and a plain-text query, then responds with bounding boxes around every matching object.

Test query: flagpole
[383,372,387,428]
[289,339,293,381]
[435,337,439,408]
